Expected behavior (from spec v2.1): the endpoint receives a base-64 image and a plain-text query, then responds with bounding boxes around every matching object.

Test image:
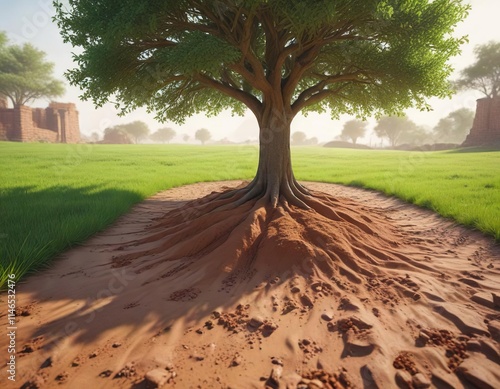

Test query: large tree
[48,7,489,384]
[455,41,500,98]
[0,32,65,107]
[55,0,468,208]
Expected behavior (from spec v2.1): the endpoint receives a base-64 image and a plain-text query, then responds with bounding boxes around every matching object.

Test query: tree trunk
[239,103,310,208]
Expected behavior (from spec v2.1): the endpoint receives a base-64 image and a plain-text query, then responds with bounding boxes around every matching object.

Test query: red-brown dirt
[1,181,499,388]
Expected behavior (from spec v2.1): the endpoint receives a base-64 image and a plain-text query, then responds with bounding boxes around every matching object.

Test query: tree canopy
[455,41,500,98]
[0,31,65,107]
[341,119,367,145]
[55,0,469,124]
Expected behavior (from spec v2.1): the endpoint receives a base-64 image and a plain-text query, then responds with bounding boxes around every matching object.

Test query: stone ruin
[0,98,80,143]
[462,97,500,147]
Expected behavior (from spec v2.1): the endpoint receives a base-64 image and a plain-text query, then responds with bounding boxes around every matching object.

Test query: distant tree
[0,32,65,107]
[122,121,150,143]
[307,137,318,146]
[103,126,132,144]
[291,131,307,145]
[151,127,176,143]
[449,109,474,140]
[455,41,500,98]
[341,120,367,145]
[433,108,474,143]
[90,131,100,142]
[374,116,418,147]
[195,128,211,145]
[399,125,431,146]
[433,118,453,142]
[183,134,190,143]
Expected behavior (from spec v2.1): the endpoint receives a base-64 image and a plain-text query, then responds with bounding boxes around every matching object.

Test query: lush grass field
[1,142,499,288]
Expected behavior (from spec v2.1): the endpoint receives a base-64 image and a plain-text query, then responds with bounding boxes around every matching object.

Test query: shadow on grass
[0,185,144,287]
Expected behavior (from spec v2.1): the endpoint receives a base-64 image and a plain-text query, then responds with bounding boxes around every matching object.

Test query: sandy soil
[1,181,500,389]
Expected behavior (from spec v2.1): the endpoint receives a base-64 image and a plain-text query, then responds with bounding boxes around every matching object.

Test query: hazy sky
[2,0,500,143]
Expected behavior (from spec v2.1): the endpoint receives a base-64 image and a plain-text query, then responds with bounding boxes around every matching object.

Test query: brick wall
[0,109,14,140]
[32,108,49,129]
[0,102,80,143]
[463,97,500,146]
[48,102,80,143]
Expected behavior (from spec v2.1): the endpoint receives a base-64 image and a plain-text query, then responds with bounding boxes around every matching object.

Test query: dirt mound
[1,181,499,388]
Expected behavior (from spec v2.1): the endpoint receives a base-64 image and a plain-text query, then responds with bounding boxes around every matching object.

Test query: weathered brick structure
[0,99,80,143]
[462,97,500,147]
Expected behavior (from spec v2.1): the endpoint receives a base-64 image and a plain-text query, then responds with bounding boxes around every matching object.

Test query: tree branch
[258,8,284,91]
[281,18,376,104]
[195,73,262,120]
[291,72,366,114]
[195,3,272,94]
[135,39,178,49]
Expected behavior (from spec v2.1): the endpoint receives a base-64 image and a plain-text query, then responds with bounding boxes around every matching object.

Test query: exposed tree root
[112,181,437,291]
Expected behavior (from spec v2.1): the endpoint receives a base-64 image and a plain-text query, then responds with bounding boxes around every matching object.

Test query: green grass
[292,147,500,237]
[1,142,499,288]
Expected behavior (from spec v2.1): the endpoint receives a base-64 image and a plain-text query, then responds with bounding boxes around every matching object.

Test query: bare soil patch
[2,181,499,388]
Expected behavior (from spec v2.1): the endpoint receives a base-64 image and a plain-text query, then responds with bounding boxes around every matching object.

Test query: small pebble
[99,370,112,378]
[271,358,284,366]
[248,316,264,328]
[231,355,242,366]
[321,312,333,321]
[413,373,431,388]
[395,370,412,387]
[145,368,169,388]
